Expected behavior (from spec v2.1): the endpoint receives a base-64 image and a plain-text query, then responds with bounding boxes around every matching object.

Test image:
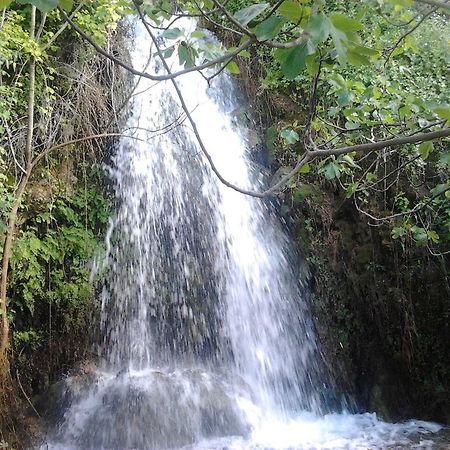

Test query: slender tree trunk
[0,7,36,366]
[0,177,30,363]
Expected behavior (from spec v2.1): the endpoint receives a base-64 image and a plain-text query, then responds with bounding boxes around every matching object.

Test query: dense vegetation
[0,1,130,445]
[0,0,449,446]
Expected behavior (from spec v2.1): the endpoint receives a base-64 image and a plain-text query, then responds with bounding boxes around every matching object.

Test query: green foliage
[1,0,72,12]
[9,171,110,336]
[238,0,450,253]
[234,3,269,25]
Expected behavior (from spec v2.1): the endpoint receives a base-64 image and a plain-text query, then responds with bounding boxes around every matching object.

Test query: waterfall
[41,19,445,450]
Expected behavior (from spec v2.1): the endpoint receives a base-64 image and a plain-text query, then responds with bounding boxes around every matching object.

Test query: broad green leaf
[298,163,310,174]
[439,152,450,167]
[59,0,73,11]
[427,230,440,244]
[391,227,406,239]
[280,128,300,144]
[190,30,206,38]
[430,183,449,197]
[404,34,418,52]
[411,226,427,244]
[336,90,354,107]
[255,16,286,41]
[226,60,240,74]
[238,49,251,58]
[344,121,359,130]
[328,73,346,89]
[162,28,183,40]
[274,42,310,79]
[17,0,58,12]
[163,46,175,58]
[322,162,341,179]
[434,106,450,123]
[351,43,379,57]
[178,44,196,68]
[0,0,13,7]
[346,182,359,198]
[305,53,319,75]
[347,48,370,66]
[278,0,305,23]
[234,3,270,26]
[307,13,330,45]
[329,24,348,63]
[418,141,434,160]
[330,14,363,33]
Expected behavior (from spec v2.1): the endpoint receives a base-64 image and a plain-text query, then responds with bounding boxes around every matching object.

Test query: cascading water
[41,19,447,450]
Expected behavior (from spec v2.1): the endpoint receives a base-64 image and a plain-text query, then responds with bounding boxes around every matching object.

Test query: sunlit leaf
[234,3,270,26]
[278,0,305,23]
[307,13,330,44]
[418,141,434,160]
[330,14,364,32]
[59,0,73,12]
[162,28,183,40]
[190,30,205,39]
[391,227,406,239]
[238,49,251,58]
[298,163,310,174]
[434,106,450,123]
[347,48,370,65]
[329,24,348,63]
[280,128,300,144]
[274,42,310,79]
[427,230,440,244]
[226,60,240,74]
[255,16,286,41]
[17,0,58,12]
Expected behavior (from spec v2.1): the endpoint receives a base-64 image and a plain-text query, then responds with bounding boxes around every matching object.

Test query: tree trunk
[0,6,36,367]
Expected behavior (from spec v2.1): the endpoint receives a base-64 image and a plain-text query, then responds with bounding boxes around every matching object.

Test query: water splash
[40,18,447,450]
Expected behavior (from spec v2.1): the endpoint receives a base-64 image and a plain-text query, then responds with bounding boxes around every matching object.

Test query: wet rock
[48,368,250,449]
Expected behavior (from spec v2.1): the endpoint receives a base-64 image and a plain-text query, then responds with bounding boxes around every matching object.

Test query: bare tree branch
[134,2,270,197]
[356,186,450,223]
[211,0,254,37]
[60,8,254,82]
[30,133,145,170]
[385,7,438,66]
[309,128,450,158]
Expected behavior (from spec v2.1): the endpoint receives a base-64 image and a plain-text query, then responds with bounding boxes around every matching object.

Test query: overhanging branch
[309,128,450,158]
[59,8,254,82]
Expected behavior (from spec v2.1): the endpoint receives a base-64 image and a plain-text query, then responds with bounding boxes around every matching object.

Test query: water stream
[41,20,448,449]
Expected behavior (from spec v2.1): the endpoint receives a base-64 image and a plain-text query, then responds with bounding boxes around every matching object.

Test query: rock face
[45,367,250,449]
[290,195,450,424]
